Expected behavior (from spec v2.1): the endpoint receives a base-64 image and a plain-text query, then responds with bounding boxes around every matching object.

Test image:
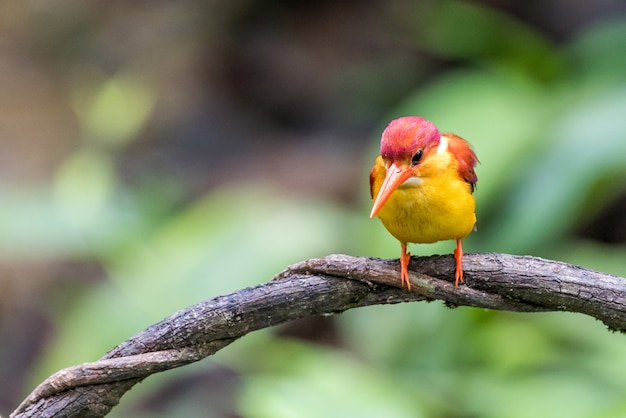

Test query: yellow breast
[371,150,476,244]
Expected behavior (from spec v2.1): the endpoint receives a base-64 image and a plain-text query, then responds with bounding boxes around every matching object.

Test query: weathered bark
[11,253,626,418]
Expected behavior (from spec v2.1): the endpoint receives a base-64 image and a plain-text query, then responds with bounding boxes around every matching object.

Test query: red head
[370,117,443,218]
[380,116,441,163]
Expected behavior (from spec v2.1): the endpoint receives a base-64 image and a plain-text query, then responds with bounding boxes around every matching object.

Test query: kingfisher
[369,116,478,290]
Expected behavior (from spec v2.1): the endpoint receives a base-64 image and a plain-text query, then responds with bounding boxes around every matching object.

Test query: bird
[369,116,478,290]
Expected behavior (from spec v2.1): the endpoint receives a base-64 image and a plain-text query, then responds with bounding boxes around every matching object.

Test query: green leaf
[486,86,626,253]
[238,340,423,418]
[73,70,156,148]
[412,1,564,80]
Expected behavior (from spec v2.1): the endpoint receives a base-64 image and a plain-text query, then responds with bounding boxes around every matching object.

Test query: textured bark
[11,253,626,418]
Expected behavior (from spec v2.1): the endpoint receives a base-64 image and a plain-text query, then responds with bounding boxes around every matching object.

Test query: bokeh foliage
[2,1,626,417]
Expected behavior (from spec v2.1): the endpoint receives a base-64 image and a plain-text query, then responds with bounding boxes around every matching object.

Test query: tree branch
[10,253,626,418]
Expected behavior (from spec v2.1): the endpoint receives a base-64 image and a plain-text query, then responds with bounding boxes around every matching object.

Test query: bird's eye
[411,149,423,166]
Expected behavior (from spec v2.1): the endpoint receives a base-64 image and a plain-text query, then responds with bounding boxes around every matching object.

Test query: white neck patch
[437,135,449,154]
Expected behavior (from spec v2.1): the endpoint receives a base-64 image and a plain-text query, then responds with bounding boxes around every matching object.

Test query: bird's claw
[401,269,411,290]
[454,267,464,287]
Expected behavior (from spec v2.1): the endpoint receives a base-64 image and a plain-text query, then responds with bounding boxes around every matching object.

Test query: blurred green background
[1,1,626,417]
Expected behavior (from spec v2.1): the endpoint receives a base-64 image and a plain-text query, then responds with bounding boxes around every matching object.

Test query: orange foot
[400,242,411,291]
[453,238,465,287]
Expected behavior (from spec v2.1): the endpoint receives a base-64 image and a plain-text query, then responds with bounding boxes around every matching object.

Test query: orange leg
[453,239,465,287]
[400,242,411,291]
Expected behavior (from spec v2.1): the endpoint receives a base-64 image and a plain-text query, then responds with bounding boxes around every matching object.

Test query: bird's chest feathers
[377,165,475,244]
[384,176,454,220]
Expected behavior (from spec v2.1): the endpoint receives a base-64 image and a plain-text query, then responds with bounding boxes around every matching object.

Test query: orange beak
[370,162,414,218]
